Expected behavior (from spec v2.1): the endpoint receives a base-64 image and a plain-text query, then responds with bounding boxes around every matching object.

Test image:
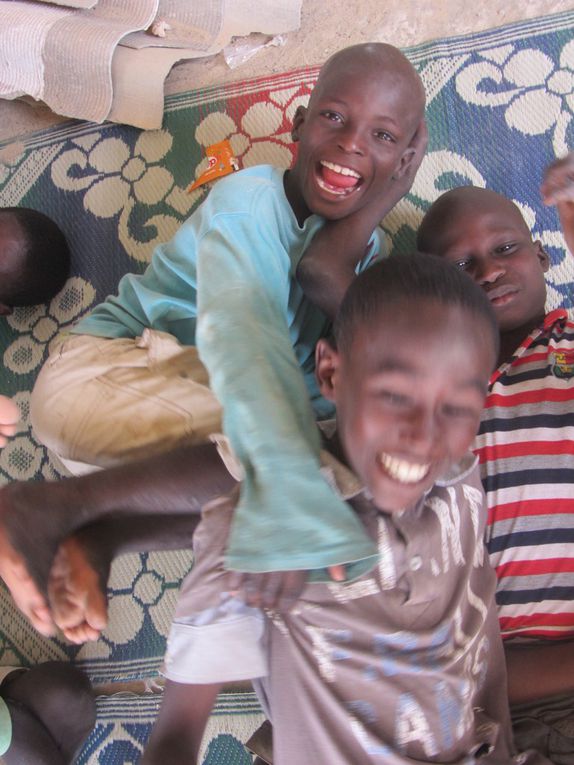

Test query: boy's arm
[505,639,574,705]
[296,119,428,319]
[197,212,377,574]
[0,442,236,635]
[541,152,574,255]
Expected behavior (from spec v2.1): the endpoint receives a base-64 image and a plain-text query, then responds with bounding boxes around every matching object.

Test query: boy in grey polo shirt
[142,253,549,765]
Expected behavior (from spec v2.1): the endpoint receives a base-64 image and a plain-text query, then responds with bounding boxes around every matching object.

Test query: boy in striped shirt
[417,158,574,759]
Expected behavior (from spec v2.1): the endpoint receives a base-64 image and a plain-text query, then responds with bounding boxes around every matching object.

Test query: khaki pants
[30,330,222,475]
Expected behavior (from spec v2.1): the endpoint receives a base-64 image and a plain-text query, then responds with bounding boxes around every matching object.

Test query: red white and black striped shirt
[480,309,574,640]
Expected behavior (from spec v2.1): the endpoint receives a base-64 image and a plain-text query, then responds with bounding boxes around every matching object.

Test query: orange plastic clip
[188,139,239,192]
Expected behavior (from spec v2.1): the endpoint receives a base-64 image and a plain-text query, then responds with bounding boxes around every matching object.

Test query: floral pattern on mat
[1,10,574,763]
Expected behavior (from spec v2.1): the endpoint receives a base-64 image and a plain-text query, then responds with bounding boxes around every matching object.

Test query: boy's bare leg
[48,514,202,644]
[1,662,95,764]
[0,443,234,634]
[141,679,221,765]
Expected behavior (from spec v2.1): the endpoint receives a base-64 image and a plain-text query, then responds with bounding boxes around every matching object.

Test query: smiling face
[317,299,495,513]
[285,44,425,224]
[417,187,549,334]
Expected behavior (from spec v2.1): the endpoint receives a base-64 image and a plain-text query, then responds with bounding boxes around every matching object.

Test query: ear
[315,338,340,402]
[291,105,307,143]
[0,303,13,316]
[534,241,550,272]
[391,147,416,181]
[392,118,428,181]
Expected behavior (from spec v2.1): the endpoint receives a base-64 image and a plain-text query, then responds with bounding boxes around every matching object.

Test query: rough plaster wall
[1,0,574,140]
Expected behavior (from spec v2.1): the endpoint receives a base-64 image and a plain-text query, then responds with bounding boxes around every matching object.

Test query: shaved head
[417,186,530,255]
[311,43,426,134]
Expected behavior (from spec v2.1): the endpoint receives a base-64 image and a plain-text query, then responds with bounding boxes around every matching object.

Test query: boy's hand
[541,153,574,254]
[229,565,346,611]
[0,395,19,448]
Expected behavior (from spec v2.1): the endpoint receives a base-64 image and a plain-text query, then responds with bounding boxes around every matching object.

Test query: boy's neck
[498,313,546,367]
[283,169,312,226]
[324,427,348,466]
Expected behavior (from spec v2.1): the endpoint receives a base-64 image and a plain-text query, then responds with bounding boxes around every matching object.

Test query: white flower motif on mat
[456,41,574,152]
[192,84,312,181]
[51,131,175,219]
[3,277,95,376]
[51,130,195,265]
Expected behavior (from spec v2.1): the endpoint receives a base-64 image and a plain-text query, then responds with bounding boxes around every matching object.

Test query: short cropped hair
[1,208,71,307]
[333,251,499,358]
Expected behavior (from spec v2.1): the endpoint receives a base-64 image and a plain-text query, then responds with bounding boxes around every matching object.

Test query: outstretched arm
[541,152,574,255]
[296,119,428,319]
[197,206,377,574]
[0,441,235,635]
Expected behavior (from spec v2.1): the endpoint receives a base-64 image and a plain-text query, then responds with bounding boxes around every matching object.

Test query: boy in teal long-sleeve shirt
[29,43,426,578]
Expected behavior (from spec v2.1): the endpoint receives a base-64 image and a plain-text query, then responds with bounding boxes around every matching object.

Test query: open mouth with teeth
[317,160,362,196]
[378,453,430,484]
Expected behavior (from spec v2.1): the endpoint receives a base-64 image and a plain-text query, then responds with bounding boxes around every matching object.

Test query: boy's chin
[311,199,360,221]
[368,474,439,515]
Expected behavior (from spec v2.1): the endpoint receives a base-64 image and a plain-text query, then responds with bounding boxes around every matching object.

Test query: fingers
[228,570,308,611]
[23,598,56,637]
[0,540,56,636]
[0,397,19,425]
[10,581,56,637]
[541,153,574,205]
[327,564,347,582]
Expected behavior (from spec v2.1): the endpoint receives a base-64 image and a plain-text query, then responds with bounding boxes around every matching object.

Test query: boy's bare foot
[48,535,109,644]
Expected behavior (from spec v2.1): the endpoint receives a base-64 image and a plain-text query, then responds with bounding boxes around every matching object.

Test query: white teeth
[320,160,360,178]
[378,453,430,484]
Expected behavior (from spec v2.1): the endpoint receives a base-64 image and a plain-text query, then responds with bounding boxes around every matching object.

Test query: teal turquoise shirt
[75,165,379,574]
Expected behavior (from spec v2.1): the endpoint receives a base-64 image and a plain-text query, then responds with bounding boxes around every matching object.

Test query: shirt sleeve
[196,192,378,574]
[73,222,200,345]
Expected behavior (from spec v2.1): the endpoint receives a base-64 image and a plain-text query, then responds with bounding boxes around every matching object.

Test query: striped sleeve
[480,310,574,640]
